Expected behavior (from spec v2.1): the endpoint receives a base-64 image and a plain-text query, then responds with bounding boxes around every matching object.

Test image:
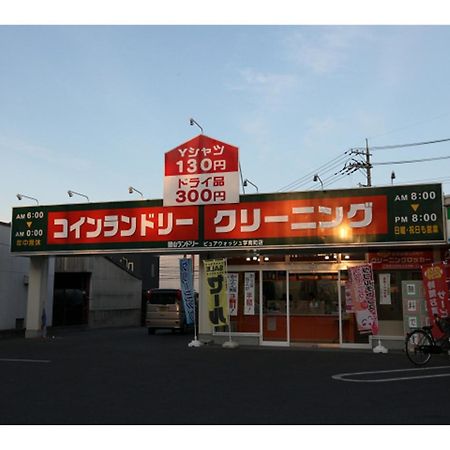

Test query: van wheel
[147,328,155,335]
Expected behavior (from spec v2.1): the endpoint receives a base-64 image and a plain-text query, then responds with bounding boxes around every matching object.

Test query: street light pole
[128,186,144,198]
[243,178,259,193]
[189,117,204,134]
[67,190,90,202]
[313,174,324,190]
[16,193,39,205]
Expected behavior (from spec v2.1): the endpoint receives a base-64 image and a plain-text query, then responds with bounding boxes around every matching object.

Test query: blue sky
[2,20,450,221]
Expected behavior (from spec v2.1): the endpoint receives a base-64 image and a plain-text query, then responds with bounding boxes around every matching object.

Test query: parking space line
[332,365,450,383]
[0,358,51,363]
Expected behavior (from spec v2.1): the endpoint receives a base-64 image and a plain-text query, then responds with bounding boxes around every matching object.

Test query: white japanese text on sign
[164,135,239,206]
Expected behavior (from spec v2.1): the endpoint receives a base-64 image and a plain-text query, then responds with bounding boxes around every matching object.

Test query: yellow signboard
[203,259,228,327]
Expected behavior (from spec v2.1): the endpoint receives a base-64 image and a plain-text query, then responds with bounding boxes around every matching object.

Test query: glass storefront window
[217,271,260,334]
[289,273,339,316]
[214,262,372,345]
[374,270,421,321]
[289,273,343,343]
[263,271,287,314]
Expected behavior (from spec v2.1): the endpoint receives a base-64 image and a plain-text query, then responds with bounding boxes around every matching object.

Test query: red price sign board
[163,134,239,206]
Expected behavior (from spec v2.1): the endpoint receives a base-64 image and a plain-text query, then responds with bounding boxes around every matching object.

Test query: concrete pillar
[25,256,51,338]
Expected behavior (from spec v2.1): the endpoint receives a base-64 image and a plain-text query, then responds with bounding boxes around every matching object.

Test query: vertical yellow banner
[204,259,228,326]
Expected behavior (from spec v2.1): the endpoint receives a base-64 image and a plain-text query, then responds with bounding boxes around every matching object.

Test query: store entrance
[261,271,288,345]
[288,272,341,343]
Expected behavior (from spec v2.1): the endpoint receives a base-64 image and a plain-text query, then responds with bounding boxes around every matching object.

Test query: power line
[368,112,450,141]
[352,137,450,152]
[279,136,450,193]
[373,155,450,166]
[278,153,348,191]
[402,175,450,185]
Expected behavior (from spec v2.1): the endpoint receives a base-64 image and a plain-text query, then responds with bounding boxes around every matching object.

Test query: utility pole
[365,138,372,187]
[338,139,373,187]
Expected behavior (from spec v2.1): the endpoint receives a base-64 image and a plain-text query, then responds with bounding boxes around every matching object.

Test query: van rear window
[148,292,179,305]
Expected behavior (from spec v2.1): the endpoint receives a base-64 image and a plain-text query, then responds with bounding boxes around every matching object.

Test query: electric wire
[278,153,349,191]
[368,112,450,141]
[278,136,450,193]
[293,161,348,191]
[352,137,450,151]
[373,155,450,165]
[278,155,346,191]
[404,175,450,185]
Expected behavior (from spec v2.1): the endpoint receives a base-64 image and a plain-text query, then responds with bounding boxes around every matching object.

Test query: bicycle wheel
[405,329,433,366]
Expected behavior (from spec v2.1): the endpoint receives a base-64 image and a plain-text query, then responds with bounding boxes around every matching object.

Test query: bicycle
[405,315,450,366]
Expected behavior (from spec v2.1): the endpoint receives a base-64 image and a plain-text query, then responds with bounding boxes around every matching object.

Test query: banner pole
[186,255,202,348]
[226,258,232,344]
[192,254,199,342]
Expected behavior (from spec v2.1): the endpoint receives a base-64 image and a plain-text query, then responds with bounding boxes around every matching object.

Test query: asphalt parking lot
[1,326,450,425]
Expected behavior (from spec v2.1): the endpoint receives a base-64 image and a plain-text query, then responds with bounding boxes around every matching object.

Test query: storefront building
[9,135,449,347]
[194,182,447,349]
[10,184,447,348]
[199,248,442,349]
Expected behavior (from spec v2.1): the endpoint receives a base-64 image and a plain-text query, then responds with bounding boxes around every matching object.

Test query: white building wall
[159,254,199,291]
[55,256,142,327]
[0,223,30,330]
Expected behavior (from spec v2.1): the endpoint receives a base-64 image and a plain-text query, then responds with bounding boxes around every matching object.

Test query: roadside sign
[163,134,239,206]
[11,184,446,255]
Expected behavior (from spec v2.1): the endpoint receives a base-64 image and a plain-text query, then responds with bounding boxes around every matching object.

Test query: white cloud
[239,115,273,156]
[0,136,92,171]
[238,68,297,93]
[227,67,298,107]
[303,116,338,145]
[240,116,269,137]
[284,27,373,75]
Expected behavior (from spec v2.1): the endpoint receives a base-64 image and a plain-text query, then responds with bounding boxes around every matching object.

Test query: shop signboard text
[163,134,239,206]
[11,184,445,255]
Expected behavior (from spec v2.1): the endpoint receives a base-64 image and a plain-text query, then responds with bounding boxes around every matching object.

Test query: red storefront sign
[164,134,239,206]
[204,195,387,241]
[368,251,434,270]
[47,206,199,245]
[10,183,445,254]
[421,263,450,337]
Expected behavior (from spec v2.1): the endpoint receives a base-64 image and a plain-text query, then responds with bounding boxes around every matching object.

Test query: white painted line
[0,358,51,364]
[332,365,450,383]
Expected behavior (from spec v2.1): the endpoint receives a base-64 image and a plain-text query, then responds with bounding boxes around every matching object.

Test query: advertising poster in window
[378,273,391,305]
[244,272,255,315]
[344,281,354,313]
[421,263,450,338]
[227,273,239,316]
[348,264,379,335]
[204,259,228,327]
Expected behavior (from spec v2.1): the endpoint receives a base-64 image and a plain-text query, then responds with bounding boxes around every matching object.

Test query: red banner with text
[348,264,379,335]
[421,263,450,338]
